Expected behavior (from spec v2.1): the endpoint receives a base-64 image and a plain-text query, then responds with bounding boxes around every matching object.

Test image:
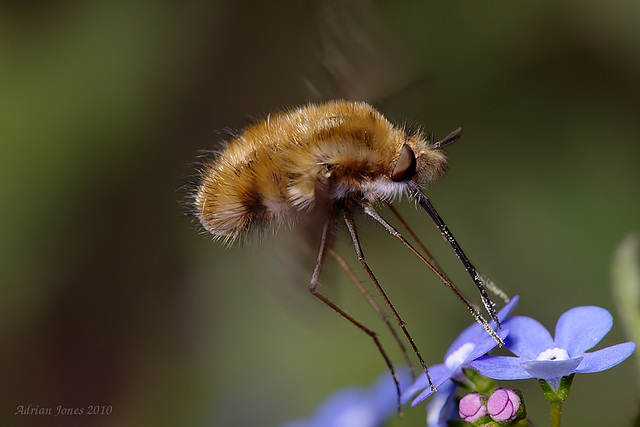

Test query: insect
[189,99,503,413]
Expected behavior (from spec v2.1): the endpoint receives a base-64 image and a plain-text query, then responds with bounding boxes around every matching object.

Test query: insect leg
[309,217,404,416]
[329,247,415,377]
[363,203,504,346]
[343,211,436,393]
[387,201,510,305]
[385,202,453,285]
[406,182,501,329]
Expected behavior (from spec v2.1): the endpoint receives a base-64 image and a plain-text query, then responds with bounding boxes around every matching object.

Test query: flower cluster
[400,296,518,426]
[282,367,412,427]
[458,388,524,424]
[470,306,635,391]
[282,298,635,427]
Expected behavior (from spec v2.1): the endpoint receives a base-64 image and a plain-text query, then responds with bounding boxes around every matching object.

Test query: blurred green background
[1,1,639,426]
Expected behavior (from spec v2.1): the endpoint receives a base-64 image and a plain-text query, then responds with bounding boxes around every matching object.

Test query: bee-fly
[189,100,504,414]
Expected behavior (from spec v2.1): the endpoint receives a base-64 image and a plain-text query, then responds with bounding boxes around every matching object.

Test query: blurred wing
[251,176,335,321]
[307,0,416,103]
[256,0,420,320]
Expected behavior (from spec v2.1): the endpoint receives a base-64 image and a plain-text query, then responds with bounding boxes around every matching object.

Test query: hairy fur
[192,100,447,242]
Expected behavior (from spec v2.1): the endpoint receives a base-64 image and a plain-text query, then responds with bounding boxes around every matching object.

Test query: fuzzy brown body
[194,100,447,241]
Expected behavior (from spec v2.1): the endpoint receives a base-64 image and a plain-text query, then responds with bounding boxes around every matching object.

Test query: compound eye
[391,144,417,182]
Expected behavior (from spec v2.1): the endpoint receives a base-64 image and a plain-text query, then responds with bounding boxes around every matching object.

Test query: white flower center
[445,342,476,370]
[536,347,570,361]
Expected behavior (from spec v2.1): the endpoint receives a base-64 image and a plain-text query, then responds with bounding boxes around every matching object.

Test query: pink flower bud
[487,388,522,423]
[458,392,488,423]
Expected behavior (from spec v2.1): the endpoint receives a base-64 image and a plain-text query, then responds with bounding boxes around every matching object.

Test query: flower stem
[538,375,574,427]
[550,401,563,427]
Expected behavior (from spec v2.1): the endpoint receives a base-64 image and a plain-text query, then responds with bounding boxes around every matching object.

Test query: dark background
[1,1,639,426]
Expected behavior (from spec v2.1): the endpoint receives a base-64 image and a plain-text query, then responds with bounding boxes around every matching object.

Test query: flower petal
[410,365,460,407]
[521,357,582,379]
[463,328,510,365]
[469,356,532,380]
[445,296,519,361]
[283,368,412,427]
[496,295,521,324]
[409,371,457,407]
[402,364,449,404]
[426,381,458,426]
[410,386,435,407]
[282,387,366,427]
[574,342,636,373]
[502,316,554,358]
[368,366,412,418]
[445,323,484,362]
[554,306,612,355]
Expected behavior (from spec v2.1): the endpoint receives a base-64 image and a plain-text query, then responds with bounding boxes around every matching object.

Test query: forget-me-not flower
[402,296,519,418]
[282,367,411,427]
[470,305,636,390]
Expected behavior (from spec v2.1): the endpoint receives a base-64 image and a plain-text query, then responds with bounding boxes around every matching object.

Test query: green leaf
[611,233,640,390]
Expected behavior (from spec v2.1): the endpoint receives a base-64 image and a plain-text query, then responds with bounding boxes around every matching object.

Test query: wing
[307,0,416,103]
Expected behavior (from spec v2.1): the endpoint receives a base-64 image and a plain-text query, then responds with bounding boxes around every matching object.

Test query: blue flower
[282,367,411,427]
[425,381,458,427]
[470,306,636,390]
[402,296,519,416]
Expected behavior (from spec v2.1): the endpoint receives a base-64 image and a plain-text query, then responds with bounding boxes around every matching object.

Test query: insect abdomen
[194,148,292,241]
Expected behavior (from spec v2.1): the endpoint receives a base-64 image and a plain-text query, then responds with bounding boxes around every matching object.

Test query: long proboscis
[407,181,501,329]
